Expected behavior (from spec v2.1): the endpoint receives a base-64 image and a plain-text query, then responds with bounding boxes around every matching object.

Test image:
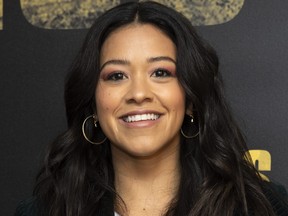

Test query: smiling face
[95,24,186,159]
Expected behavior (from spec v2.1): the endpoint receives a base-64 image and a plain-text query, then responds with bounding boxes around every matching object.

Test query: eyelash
[106,72,127,81]
[151,68,173,77]
[104,68,173,81]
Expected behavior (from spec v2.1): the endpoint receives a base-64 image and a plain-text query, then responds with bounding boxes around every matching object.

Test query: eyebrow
[147,56,176,64]
[100,56,176,71]
[100,59,130,71]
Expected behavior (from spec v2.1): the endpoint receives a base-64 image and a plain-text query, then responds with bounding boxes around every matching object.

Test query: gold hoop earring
[82,115,107,145]
[181,128,199,138]
[181,114,199,139]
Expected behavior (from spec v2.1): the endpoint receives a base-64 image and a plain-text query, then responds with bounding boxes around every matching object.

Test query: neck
[112,145,181,216]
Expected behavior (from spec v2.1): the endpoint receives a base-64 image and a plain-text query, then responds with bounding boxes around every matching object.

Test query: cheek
[95,87,110,113]
[95,86,121,115]
[160,84,186,109]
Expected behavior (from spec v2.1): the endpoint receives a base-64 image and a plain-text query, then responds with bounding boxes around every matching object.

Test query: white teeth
[124,113,160,122]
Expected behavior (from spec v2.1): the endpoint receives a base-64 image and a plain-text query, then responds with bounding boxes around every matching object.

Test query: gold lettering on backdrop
[0,0,3,30]
[247,150,271,181]
[20,0,244,29]
[20,0,120,29]
[156,0,244,26]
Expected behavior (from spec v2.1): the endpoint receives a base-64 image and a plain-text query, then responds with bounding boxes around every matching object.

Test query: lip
[118,110,163,128]
[119,110,163,118]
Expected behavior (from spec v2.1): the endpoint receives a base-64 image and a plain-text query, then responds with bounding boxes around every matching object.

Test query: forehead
[100,24,176,64]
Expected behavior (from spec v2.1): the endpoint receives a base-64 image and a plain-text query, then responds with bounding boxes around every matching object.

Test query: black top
[15,182,288,216]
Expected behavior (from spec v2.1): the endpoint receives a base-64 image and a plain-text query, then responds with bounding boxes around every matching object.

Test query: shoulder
[14,197,44,216]
[262,181,288,216]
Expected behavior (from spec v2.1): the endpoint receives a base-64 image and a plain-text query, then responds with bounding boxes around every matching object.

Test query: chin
[126,146,160,158]
[124,143,174,159]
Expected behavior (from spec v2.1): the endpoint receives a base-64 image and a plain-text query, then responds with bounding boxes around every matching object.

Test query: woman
[15,1,288,216]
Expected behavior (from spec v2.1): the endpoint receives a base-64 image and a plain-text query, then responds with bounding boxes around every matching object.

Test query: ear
[93,114,98,120]
[186,103,193,116]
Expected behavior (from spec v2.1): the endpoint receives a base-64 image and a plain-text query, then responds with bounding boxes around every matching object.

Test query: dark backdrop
[1,0,288,215]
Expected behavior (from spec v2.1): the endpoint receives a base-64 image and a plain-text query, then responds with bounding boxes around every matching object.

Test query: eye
[106,72,127,81]
[151,68,172,78]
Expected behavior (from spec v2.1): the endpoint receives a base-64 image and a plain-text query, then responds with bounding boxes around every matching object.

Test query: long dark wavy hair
[34,1,278,216]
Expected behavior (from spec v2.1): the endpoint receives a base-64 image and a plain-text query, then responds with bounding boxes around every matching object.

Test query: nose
[125,75,153,104]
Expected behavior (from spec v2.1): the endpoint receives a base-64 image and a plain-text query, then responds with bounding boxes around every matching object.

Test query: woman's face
[95,24,186,158]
